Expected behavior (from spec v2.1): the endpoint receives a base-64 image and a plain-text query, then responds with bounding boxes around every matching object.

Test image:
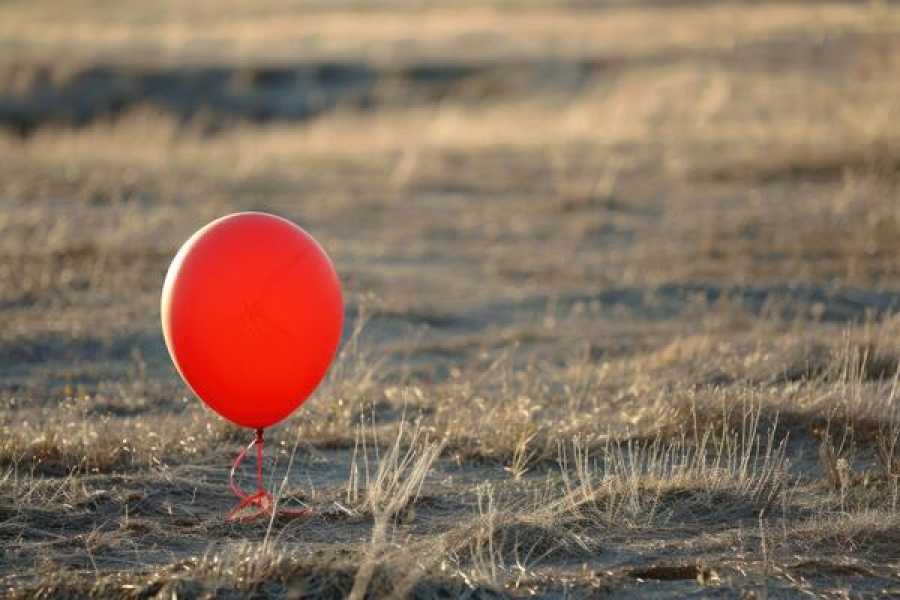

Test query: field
[2,1,900,597]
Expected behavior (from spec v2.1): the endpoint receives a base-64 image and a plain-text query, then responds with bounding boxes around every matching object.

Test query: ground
[2,1,900,598]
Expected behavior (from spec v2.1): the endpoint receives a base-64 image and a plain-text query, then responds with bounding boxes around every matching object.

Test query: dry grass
[2,0,900,597]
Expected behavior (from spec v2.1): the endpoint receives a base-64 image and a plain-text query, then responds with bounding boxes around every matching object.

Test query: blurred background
[2,0,898,385]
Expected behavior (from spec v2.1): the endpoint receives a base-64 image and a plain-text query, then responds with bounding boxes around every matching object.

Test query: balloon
[161,212,343,429]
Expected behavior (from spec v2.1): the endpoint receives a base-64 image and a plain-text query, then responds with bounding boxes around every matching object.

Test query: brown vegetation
[2,1,900,597]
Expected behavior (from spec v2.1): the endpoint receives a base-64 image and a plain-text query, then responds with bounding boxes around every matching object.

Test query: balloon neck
[254,428,264,445]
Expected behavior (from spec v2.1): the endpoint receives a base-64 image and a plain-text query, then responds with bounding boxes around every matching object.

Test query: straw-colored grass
[3,0,900,597]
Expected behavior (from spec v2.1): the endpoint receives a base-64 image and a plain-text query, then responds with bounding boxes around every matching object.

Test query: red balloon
[161,212,343,429]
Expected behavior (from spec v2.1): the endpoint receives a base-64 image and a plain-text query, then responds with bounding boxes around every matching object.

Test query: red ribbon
[227,428,311,522]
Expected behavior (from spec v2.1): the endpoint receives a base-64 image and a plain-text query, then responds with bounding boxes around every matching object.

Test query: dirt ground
[2,1,900,597]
